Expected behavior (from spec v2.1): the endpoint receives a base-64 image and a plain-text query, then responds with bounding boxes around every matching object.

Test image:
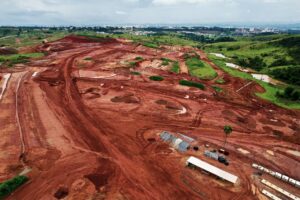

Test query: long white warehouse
[186,156,239,184]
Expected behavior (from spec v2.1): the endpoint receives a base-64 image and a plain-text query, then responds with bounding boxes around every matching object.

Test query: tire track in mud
[15,72,29,166]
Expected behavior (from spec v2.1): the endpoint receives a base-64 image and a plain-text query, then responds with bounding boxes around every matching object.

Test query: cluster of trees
[274,36,300,64]
[0,176,28,198]
[276,87,300,101]
[236,56,266,71]
[270,67,300,86]
[179,33,236,44]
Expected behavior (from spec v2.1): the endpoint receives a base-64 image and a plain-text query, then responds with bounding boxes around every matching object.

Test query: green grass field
[0,53,44,67]
[203,34,300,85]
[186,57,217,80]
[209,55,300,109]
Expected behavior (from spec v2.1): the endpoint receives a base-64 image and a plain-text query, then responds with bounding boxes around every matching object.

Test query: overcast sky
[0,0,300,26]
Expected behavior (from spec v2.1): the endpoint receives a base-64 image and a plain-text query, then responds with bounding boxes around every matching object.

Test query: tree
[223,125,233,148]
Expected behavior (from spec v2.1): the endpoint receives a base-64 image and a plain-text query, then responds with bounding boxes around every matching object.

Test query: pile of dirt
[59,35,117,44]
[111,93,140,104]
[0,47,18,55]
[155,99,182,110]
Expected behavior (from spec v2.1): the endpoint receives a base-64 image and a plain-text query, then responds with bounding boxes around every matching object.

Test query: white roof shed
[186,156,239,184]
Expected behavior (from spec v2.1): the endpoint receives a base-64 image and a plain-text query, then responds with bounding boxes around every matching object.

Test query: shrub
[143,42,159,49]
[161,60,169,66]
[215,78,225,84]
[276,86,300,101]
[270,67,300,86]
[128,62,137,68]
[179,80,205,90]
[149,76,164,81]
[171,62,180,73]
[212,85,223,93]
[135,56,143,61]
[0,176,28,198]
[131,71,141,75]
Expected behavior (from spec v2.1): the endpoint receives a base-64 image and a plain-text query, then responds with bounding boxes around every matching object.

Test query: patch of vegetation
[131,71,141,75]
[236,56,266,71]
[149,76,164,81]
[208,55,300,109]
[269,66,300,86]
[212,85,223,93]
[276,87,300,102]
[215,78,226,84]
[0,175,28,198]
[185,57,217,80]
[171,61,180,73]
[160,58,173,66]
[179,80,205,90]
[0,53,44,67]
[203,34,300,85]
[135,56,144,61]
[128,61,137,68]
[143,42,159,49]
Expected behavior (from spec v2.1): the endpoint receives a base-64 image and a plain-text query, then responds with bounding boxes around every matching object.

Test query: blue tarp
[178,141,190,152]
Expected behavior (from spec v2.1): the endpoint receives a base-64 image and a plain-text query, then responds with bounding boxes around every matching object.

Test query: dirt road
[0,35,299,200]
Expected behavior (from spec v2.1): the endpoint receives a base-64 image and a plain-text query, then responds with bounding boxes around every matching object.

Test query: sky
[0,0,300,26]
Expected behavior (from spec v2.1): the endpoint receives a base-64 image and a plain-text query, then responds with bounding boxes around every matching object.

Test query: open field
[0,35,299,199]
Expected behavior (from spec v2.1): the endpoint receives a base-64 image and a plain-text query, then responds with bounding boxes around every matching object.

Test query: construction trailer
[186,156,238,184]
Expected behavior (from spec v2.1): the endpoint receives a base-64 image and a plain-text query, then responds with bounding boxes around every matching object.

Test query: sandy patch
[210,53,227,59]
[266,150,274,156]
[237,148,250,154]
[286,150,300,157]
[0,73,11,100]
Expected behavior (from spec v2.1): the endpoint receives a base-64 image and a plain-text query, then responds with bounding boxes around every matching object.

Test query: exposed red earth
[0,35,299,200]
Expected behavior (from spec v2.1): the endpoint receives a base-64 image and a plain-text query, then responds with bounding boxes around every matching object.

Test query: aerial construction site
[0,35,299,200]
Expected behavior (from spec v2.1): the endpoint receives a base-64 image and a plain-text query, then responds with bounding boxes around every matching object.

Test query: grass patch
[179,80,205,90]
[143,42,159,49]
[215,78,226,84]
[0,53,44,67]
[84,57,93,61]
[0,175,28,198]
[131,71,141,75]
[149,76,164,81]
[128,61,137,68]
[171,61,180,73]
[186,57,217,80]
[212,85,223,93]
[135,56,144,61]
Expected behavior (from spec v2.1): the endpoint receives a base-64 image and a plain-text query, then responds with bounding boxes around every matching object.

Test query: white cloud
[0,0,299,25]
[116,10,127,15]
[152,0,223,5]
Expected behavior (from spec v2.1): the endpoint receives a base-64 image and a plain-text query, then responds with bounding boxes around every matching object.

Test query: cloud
[0,0,299,25]
[116,10,127,15]
[152,0,220,5]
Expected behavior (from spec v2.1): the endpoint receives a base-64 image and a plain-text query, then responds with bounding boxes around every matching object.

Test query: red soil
[0,35,299,200]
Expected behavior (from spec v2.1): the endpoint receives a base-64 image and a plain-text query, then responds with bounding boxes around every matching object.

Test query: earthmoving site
[0,35,300,199]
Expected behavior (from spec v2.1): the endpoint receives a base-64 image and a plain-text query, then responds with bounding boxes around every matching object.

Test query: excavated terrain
[0,35,299,200]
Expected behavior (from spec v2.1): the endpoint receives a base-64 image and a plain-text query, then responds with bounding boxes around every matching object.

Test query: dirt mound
[155,99,182,110]
[111,93,140,104]
[0,47,18,55]
[59,35,117,44]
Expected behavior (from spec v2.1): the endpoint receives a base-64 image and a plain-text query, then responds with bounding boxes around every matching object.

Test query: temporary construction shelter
[186,156,238,184]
